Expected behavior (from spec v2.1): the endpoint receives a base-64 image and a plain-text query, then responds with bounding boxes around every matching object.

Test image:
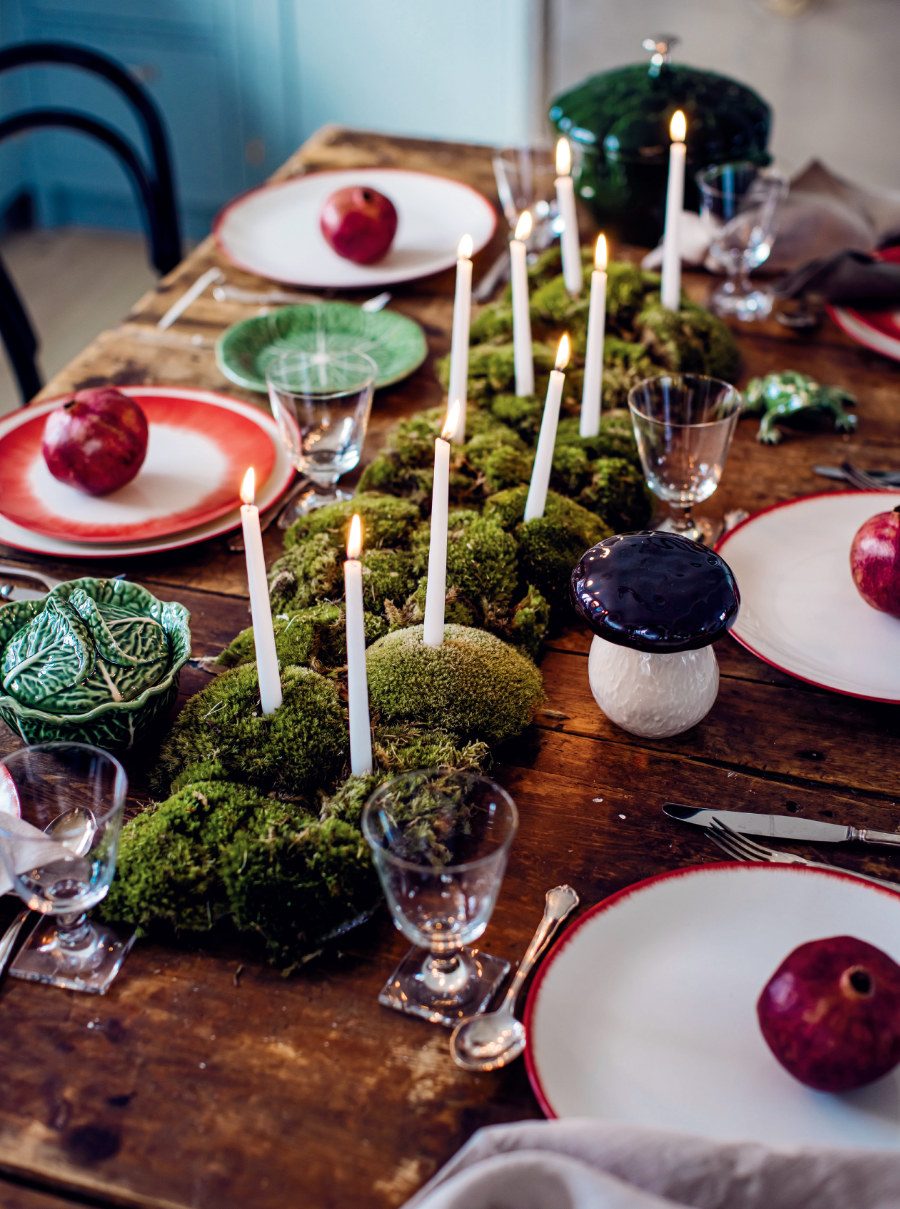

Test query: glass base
[378,946,510,1028]
[710,280,774,322]
[278,484,352,527]
[655,514,716,545]
[11,917,135,995]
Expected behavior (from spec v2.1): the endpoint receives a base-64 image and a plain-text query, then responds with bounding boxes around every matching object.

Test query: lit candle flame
[240,467,256,505]
[347,513,362,560]
[555,136,572,177]
[457,233,473,260]
[670,110,687,143]
[555,333,571,372]
[595,233,608,272]
[442,399,461,442]
[514,210,533,243]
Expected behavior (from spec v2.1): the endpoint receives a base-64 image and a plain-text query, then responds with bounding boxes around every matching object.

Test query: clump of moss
[373,723,491,777]
[103,779,285,933]
[487,393,545,440]
[217,603,387,675]
[470,300,513,344]
[484,486,611,604]
[268,538,418,619]
[357,454,433,504]
[507,584,552,660]
[220,807,377,967]
[158,663,347,798]
[638,302,740,382]
[366,623,543,744]
[437,341,556,401]
[556,410,640,464]
[578,457,653,530]
[283,492,420,552]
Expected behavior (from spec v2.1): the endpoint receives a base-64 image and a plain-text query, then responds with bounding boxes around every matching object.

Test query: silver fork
[840,461,892,491]
[707,818,900,894]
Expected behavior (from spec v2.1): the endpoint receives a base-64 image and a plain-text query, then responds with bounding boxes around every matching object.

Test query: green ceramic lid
[216,301,428,394]
[549,36,771,167]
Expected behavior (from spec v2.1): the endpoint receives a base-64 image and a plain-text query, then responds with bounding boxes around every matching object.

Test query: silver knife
[813,465,900,487]
[0,584,48,602]
[664,803,900,848]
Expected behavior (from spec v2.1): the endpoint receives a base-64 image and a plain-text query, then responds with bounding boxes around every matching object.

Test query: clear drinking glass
[362,769,518,1027]
[266,348,376,520]
[696,162,788,321]
[628,374,742,544]
[493,144,560,243]
[0,743,133,994]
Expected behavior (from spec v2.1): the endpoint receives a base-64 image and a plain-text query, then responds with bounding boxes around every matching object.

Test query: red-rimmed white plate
[525,863,900,1150]
[715,490,900,702]
[214,168,497,289]
[829,246,900,360]
[0,408,293,560]
[0,388,277,544]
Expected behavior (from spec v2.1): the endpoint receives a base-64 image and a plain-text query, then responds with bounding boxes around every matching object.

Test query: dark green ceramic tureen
[0,578,190,750]
[549,35,772,244]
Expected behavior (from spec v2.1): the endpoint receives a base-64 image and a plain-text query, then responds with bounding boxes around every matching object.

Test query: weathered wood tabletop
[0,126,897,1209]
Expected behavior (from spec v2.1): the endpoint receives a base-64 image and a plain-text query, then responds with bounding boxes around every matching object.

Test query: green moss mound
[367,623,543,744]
[283,491,420,552]
[218,603,388,674]
[158,663,347,798]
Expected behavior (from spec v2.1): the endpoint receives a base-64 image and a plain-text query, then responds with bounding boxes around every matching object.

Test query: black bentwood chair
[0,41,183,403]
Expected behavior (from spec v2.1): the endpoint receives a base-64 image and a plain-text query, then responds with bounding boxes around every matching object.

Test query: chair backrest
[0,41,184,404]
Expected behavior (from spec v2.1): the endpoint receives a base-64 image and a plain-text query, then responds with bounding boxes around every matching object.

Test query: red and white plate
[716,490,900,702]
[214,167,497,289]
[0,387,278,544]
[525,864,900,1150]
[829,246,900,361]
[0,397,294,560]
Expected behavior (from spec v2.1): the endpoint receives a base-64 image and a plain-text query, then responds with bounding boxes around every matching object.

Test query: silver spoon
[0,807,96,981]
[450,884,579,1072]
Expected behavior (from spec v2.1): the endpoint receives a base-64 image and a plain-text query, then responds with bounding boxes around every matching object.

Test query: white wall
[546,0,900,190]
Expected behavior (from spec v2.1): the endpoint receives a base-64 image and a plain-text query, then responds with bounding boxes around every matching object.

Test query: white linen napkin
[0,814,75,896]
[403,1119,900,1209]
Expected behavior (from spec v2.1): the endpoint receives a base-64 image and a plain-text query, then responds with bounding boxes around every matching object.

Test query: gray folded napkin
[642,160,900,306]
[404,1120,900,1209]
[0,813,74,895]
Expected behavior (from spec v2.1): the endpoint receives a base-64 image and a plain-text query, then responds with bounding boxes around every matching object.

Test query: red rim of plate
[212,166,498,286]
[0,390,294,559]
[827,245,900,360]
[0,387,278,543]
[523,861,900,1120]
[714,488,900,704]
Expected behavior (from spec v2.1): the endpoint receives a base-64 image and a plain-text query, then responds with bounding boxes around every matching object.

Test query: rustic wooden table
[0,127,897,1209]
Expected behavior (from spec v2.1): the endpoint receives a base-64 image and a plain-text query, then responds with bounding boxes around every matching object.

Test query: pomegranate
[319,185,398,264]
[42,387,148,496]
[757,935,900,1092]
[850,506,900,619]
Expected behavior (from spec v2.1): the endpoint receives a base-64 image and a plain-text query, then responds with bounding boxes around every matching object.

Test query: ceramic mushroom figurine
[571,531,740,738]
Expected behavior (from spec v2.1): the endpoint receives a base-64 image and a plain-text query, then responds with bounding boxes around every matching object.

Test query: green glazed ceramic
[0,578,191,752]
[216,301,428,394]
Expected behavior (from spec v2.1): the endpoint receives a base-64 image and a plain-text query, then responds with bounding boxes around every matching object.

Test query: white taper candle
[239,468,283,715]
[423,400,460,647]
[510,209,534,398]
[580,233,608,438]
[524,334,570,522]
[661,110,687,311]
[447,235,473,438]
[555,138,582,298]
[344,514,372,776]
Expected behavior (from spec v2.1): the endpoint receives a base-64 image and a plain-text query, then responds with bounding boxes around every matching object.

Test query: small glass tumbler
[0,743,133,994]
[696,162,788,321]
[362,769,518,1027]
[266,348,376,520]
[629,374,742,544]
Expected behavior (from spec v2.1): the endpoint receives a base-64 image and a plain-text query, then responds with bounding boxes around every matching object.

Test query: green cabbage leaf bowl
[0,578,191,751]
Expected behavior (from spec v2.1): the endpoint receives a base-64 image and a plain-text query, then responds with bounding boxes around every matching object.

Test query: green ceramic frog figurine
[743,371,858,445]
[1,585,170,715]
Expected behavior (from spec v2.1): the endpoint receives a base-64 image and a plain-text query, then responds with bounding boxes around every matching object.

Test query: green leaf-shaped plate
[216,301,428,394]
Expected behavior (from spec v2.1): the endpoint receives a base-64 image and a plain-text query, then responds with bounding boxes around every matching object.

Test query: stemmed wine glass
[0,743,133,994]
[362,769,518,1027]
[266,348,376,521]
[696,162,788,321]
[492,145,560,246]
[628,374,742,544]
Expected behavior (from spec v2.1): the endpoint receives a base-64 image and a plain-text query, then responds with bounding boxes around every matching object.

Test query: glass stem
[675,502,695,533]
[55,911,93,950]
[421,951,469,996]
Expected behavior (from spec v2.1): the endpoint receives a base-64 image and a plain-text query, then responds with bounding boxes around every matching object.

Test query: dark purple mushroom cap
[570,531,740,653]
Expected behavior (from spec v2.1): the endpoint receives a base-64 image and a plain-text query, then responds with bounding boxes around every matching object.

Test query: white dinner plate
[213,168,497,288]
[716,490,900,702]
[0,406,294,560]
[525,864,900,1150]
